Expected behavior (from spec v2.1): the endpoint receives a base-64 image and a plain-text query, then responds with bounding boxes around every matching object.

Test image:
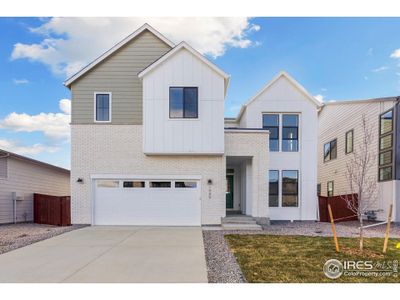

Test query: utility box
[12,192,24,201]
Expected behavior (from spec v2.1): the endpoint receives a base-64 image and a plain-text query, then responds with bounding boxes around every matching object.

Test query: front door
[226,175,234,209]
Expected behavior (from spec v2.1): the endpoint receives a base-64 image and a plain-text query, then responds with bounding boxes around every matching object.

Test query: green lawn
[225,234,400,283]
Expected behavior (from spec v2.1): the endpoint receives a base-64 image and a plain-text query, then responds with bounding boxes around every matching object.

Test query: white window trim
[94,92,112,123]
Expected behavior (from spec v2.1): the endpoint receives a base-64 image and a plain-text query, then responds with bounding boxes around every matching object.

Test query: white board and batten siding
[142,48,225,155]
[0,156,70,224]
[240,75,320,221]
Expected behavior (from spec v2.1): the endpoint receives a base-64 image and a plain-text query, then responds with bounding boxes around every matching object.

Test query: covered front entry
[226,156,253,215]
[93,177,201,226]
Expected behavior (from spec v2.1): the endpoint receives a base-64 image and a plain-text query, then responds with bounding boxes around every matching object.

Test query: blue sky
[1,17,400,169]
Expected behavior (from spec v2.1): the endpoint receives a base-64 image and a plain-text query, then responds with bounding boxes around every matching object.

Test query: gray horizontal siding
[0,158,70,224]
[71,30,172,125]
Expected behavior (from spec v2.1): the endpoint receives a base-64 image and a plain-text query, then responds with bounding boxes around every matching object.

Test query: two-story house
[318,97,400,222]
[65,24,319,226]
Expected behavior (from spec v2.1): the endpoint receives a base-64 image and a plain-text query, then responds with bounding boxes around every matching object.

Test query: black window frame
[317,183,321,196]
[327,181,334,197]
[268,170,279,207]
[378,109,395,182]
[324,139,337,162]
[262,114,280,152]
[345,129,354,154]
[282,170,299,207]
[282,114,299,152]
[169,87,198,119]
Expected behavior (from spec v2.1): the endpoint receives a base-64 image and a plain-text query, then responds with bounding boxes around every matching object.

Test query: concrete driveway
[0,226,208,283]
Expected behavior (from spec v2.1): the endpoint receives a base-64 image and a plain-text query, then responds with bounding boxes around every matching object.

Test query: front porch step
[222,218,258,224]
[222,223,263,230]
[221,215,263,230]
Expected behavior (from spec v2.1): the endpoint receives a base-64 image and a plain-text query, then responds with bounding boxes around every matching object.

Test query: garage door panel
[94,179,201,226]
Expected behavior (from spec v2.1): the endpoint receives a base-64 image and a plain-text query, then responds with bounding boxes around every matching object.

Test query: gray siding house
[0,149,70,224]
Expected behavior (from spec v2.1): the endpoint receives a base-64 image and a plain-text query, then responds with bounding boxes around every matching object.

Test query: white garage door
[93,178,201,226]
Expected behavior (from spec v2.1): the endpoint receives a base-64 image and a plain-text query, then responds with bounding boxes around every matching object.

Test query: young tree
[341,114,378,251]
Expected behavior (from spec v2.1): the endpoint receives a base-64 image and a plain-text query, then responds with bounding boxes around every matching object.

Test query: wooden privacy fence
[318,194,358,222]
[34,193,71,226]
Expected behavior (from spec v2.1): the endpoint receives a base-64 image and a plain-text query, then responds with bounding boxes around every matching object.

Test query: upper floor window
[378,109,394,181]
[95,93,111,122]
[345,130,354,154]
[169,87,198,119]
[282,114,299,152]
[324,139,337,162]
[0,157,7,179]
[263,114,279,151]
[262,113,300,152]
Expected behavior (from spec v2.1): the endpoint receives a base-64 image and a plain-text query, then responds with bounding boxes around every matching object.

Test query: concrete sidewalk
[0,226,208,283]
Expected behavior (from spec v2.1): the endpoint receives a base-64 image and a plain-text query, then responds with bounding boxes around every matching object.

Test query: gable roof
[64,23,174,88]
[236,71,323,121]
[138,41,231,97]
[0,149,70,174]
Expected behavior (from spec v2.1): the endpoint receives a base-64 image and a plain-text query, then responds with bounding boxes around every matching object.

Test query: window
[0,157,7,179]
[345,130,353,154]
[169,87,198,118]
[262,114,279,151]
[97,180,119,188]
[268,170,279,207]
[95,93,111,122]
[324,139,337,162]
[150,181,171,188]
[317,183,321,196]
[378,109,394,181]
[282,115,299,152]
[282,170,298,207]
[175,181,197,188]
[123,181,145,188]
[327,181,334,197]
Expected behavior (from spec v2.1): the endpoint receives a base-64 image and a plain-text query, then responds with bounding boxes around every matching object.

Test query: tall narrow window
[268,170,279,207]
[95,93,111,122]
[263,114,279,151]
[282,170,298,207]
[169,87,198,118]
[317,183,321,196]
[345,130,354,154]
[327,181,334,197]
[378,109,394,181]
[324,139,337,162]
[282,114,299,152]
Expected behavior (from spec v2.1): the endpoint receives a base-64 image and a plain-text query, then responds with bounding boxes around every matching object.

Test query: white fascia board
[235,71,323,121]
[64,23,174,88]
[138,41,230,97]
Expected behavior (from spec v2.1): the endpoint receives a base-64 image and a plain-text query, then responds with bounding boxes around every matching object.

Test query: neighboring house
[65,23,320,226]
[318,98,400,222]
[0,149,70,224]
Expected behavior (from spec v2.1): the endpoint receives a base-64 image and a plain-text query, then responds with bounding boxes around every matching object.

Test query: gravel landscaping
[0,223,85,255]
[202,221,400,283]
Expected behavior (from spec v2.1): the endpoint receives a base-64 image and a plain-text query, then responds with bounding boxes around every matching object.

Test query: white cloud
[13,79,29,85]
[0,99,71,141]
[390,48,400,59]
[364,76,369,80]
[367,48,373,56]
[321,88,327,92]
[371,66,389,72]
[314,94,324,103]
[11,17,260,77]
[0,139,59,155]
